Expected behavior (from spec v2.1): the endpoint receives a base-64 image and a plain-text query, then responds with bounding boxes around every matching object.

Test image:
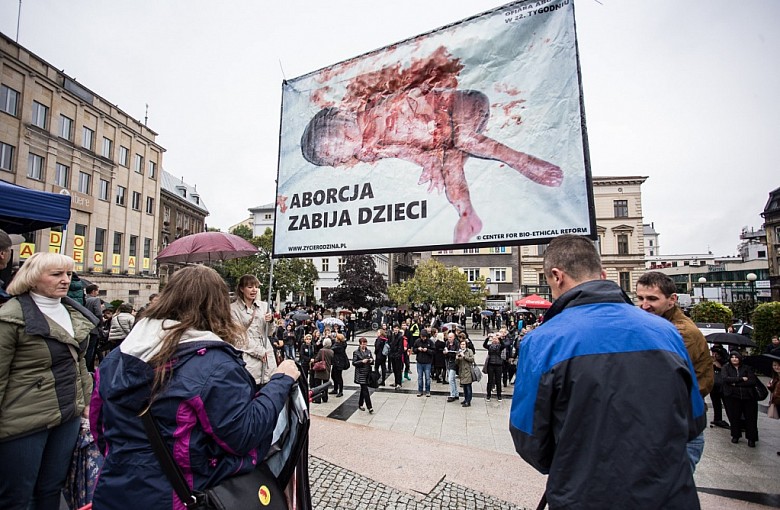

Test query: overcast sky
[1,0,777,256]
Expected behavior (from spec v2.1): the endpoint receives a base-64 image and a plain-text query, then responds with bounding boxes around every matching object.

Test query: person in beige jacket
[230,275,276,388]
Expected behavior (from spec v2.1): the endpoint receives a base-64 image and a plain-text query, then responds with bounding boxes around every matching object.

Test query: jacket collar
[543,279,633,323]
[17,293,98,338]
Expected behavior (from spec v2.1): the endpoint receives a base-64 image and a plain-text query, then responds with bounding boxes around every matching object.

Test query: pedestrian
[330,333,349,397]
[312,338,333,403]
[510,234,705,509]
[108,302,134,349]
[373,328,389,386]
[283,323,297,360]
[89,265,300,509]
[444,331,460,402]
[84,283,105,372]
[432,327,446,383]
[299,334,315,385]
[388,323,406,390]
[722,350,759,447]
[413,329,434,397]
[456,339,475,407]
[709,345,730,428]
[636,271,714,472]
[483,334,503,402]
[0,253,97,508]
[353,337,374,413]
[230,275,277,390]
[768,357,780,456]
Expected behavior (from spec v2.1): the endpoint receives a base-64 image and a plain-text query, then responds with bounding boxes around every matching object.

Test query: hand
[264,312,273,322]
[277,360,300,381]
[363,359,370,364]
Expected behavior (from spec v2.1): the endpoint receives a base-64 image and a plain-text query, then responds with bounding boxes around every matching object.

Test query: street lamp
[698,277,707,302]
[746,273,757,304]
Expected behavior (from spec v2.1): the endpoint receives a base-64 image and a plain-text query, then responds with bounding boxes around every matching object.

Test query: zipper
[1,376,45,412]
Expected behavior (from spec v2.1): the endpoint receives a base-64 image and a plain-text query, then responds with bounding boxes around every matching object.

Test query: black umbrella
[705,332,756,348]
[743,354,779,377]
[736,324,753,337]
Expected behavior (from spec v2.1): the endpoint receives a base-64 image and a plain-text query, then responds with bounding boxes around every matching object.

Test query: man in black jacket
[413,329,435,397]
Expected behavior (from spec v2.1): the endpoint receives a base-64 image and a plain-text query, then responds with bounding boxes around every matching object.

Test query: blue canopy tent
[0,180,71,234]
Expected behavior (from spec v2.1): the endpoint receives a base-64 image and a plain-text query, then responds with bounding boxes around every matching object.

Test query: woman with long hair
[0,253,97,508]
[230,274,277,389]
[330,333,349,397]
[722,350,759,447]
[89,266,299,508]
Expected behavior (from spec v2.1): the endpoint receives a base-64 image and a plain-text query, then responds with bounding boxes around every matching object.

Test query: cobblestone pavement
[309,456,528,510]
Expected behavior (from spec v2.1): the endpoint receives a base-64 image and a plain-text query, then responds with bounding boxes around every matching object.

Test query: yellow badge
[258,485,271,506]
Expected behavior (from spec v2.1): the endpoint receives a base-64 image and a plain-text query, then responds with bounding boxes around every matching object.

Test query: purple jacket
[90,318,294,510]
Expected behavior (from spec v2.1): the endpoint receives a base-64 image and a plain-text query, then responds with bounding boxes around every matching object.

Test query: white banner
[275,0,594,257]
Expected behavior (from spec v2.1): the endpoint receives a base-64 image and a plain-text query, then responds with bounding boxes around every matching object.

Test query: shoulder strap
[141,410,202,508]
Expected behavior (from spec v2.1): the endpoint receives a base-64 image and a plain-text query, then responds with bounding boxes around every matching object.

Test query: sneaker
[497,398,503,402]
[426,393,431,397]
[358,406,365,411]
[368,408,374,414]
[417,393,423,397]
[486,397,491,402]
[462,402,471,407]
[394,385,401,392]
[446,397,457,402]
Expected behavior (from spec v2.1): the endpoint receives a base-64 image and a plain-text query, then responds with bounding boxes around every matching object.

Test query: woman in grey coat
[353,337,374,413]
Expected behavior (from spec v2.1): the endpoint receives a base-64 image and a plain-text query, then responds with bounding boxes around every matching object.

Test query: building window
[75,223,87,237]
[619,271,631,292]
[538,272,548,286]
[463,248,478,254]
[617,234,629,255]
[464,268,480,282]
[1,85,20,116]
[649,250,654,256]
[134,154,143,173]
[131,191,141,210]
[148,160,156,179]
[82,127,95,151]
[102,137,113,158]
[338,257,346,272]
[99,179,109,201]
[490,267,507,282]
[78,172,91,194]
[537,244,548,256]
[31,101,48,129]
[144,238,152,259]
[321,259,329,272]
[27,153,44,180]
[264,213,272,220]
[146,196,155,214]
[649,240,654,247]
[488,246,506,254]
[614,200,629,218]
[0,142,14,171]
[95,228,106,253]
[118,146,129,167]
[54,163,69,187]
[129,236,138,257]
[163,206,171,224]
[60,115,73,140]
[113,232,123,254]
[758,250,766,258]
[116,185,126,206]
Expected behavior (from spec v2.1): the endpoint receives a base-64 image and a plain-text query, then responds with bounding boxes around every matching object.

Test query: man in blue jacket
[510,235,705,509]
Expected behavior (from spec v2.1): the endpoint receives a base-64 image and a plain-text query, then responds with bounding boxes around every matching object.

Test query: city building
[643,222,660,261]
[157,170,209,283]
[737,226,768,262]
[761,186,780,301]
[1,32,162,305]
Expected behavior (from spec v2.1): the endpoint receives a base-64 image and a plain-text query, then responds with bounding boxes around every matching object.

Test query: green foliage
[109,299,124,311]
[752,302,780,353]
[728,299,756,323]
[690,301,733,326]
[214,227,319,303]
[325,255,387,310]
[387,259,486,309]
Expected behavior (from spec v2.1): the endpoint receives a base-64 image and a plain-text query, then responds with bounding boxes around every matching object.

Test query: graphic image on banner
[274,0,594,257]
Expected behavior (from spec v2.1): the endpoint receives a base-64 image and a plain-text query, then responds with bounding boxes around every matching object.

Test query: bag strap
[141,410,203,508]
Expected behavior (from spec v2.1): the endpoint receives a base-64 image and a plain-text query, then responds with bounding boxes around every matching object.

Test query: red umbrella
[515,294,552,309]
[156,232,259,264]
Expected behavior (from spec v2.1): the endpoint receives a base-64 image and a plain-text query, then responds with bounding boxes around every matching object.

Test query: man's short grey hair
[0,229,12,251]
[542,234,602,280]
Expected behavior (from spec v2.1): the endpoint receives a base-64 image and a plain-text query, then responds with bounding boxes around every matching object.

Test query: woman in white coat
[230,275,276,389]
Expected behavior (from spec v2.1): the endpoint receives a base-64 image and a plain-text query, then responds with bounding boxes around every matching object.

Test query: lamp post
[746,272,757,305]
[698,277,707,302]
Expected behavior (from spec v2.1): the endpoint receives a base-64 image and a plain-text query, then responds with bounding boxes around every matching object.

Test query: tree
[325,255,387,310]
[690,301,733,327]
[387,259,485,309]
[214,227,319,303]
[752,302,780,353]
[728,299,755,324]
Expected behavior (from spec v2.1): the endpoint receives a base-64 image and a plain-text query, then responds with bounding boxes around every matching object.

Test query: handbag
[768,403,779,420]
[382,341,390,357]
[141,410,287,510]
[470,363,483,383]
[754,380,769,401]
[368,371,380,389]
[312,359,327,372]
[482,357,489,374]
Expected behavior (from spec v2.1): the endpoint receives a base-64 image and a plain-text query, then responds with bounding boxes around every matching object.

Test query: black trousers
[723,396,758,441]
[391,357,404,387]
[486,364,502,399]
[358,384,373,409]
[313,377,329,403]
[710,386,725,422]
[502,360,515,385]
[374,355,387,384]
[331,368,344,394]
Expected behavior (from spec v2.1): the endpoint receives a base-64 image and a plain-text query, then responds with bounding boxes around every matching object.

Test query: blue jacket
[510,280,705,510]
[90,318,294,509]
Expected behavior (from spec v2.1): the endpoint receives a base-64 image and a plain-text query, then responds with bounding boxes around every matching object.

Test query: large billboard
[275,0,594,257]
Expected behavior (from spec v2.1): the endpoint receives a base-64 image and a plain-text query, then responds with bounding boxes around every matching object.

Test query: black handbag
[754,380,769,401]
[141,411,287,510]
[367,371,380,389]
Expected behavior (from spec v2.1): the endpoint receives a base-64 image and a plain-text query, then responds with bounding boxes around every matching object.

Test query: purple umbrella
[156,231,259,264]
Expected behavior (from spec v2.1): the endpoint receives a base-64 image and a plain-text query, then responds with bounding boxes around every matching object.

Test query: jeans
[283,344,296,360]
[448,368,459,398]
[463,383,473,404]
[0,416,80,510]
[417,363,432,394]
[686,431,705,473]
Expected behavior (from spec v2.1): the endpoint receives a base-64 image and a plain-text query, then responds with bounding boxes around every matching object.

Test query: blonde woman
[230,275,276,388]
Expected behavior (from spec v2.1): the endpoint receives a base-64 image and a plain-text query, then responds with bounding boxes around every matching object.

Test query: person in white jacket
[230,275,277,388]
